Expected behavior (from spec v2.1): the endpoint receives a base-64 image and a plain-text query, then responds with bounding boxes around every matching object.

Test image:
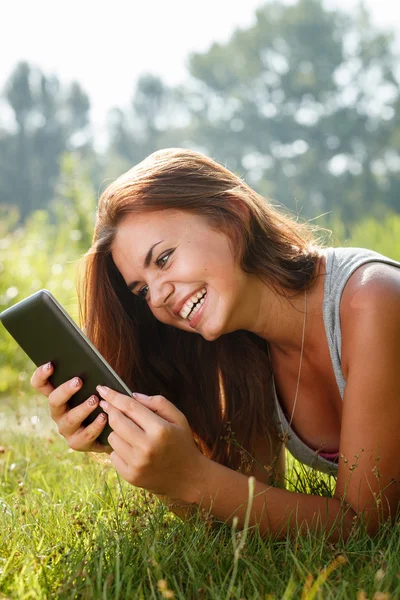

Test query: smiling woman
[30,148,400,541]
[78,148,320,473]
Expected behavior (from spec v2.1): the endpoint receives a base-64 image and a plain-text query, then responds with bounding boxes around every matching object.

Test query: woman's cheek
[153,308,176,326]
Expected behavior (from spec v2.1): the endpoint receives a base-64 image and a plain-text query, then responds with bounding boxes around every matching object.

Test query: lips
[172,286,206,318]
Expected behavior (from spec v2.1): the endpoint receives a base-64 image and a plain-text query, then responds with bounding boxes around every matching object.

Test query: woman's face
[111,209,258,341]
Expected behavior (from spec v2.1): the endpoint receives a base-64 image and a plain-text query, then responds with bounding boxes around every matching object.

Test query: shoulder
[340,260,400,378]
[341,260,400,318]
[342,259,400,306]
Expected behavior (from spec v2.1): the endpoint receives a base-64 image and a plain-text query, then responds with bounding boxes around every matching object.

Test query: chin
[201,330,221,342]
[199,320,226,341]
[184,323,221,341]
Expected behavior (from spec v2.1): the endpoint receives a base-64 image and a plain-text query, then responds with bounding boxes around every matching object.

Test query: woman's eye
[137,250,173,300]
[138,285,149,300]
[157,253,170,268]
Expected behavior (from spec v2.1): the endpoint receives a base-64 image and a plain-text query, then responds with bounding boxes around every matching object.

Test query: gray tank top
[272,246,400,475]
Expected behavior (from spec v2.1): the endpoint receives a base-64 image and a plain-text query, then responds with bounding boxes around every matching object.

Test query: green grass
[1,397,400,599]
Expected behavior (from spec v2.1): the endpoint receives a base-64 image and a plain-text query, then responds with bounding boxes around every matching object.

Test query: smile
[179,288,207,320]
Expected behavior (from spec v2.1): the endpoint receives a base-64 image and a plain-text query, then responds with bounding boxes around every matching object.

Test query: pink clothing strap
[317,450,339,461]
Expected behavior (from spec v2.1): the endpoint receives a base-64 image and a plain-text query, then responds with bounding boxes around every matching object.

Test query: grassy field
[1,179,400,598]
[1,396,400,600]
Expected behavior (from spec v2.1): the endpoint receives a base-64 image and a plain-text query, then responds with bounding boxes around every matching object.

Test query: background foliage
[0,154,95,396]
[1,0,399,227]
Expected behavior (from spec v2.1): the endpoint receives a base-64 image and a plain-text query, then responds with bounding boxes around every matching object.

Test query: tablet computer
[0,289,133,445]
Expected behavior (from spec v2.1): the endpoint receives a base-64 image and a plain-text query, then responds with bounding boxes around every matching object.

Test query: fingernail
[88,396,98,406]
[132,392,149,400]
[100,400,109,411]
[96,385,108,396]
[72,377,81,388]
[99,412,107,421]
[44,362,52,371]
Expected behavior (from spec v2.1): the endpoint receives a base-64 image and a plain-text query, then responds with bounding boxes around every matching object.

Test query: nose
[148,277,174,310]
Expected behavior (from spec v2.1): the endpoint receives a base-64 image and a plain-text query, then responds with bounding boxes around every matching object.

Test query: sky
[1,0,399,140]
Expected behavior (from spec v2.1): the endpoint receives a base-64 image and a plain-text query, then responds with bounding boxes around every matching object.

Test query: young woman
[30,148,400,541]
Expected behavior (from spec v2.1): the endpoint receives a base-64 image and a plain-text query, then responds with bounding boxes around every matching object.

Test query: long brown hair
[77,148,324,471]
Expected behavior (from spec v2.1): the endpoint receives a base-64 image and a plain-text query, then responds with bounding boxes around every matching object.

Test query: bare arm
[180,454,356,541]
[156,430,286,523]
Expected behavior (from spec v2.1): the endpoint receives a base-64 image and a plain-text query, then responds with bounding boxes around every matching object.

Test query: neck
[259,287,308,354]
[235,253,326,354]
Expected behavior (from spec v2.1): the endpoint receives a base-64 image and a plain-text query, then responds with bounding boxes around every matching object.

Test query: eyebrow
[127,240,164,292]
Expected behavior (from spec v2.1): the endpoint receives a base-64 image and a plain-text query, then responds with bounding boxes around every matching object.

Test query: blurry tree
[1,0,400,228]
[0,152,97,396]
[105,73,191,177]
[50,152,97,253]
[0,62,95,221]
[183,0,400,224]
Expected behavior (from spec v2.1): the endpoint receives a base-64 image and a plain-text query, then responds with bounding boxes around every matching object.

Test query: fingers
[96,386,140,415]
[134,393,187,426]
[48,376,84,420]
[58,394,100,437]
[97,387,187,429]
[67,412,109,452]
[108,430,134,461]
[100,401,144,441]
[96,386,165,431]
[30,362,55,397]
[108,450,130,480]
[31,363,112,454]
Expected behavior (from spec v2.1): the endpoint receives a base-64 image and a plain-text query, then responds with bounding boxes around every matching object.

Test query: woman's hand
[96,386,207,500]
[30,362,112,454]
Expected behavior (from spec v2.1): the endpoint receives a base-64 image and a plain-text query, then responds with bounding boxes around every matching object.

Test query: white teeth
[179,288,207,319]
[188,301,203,320]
